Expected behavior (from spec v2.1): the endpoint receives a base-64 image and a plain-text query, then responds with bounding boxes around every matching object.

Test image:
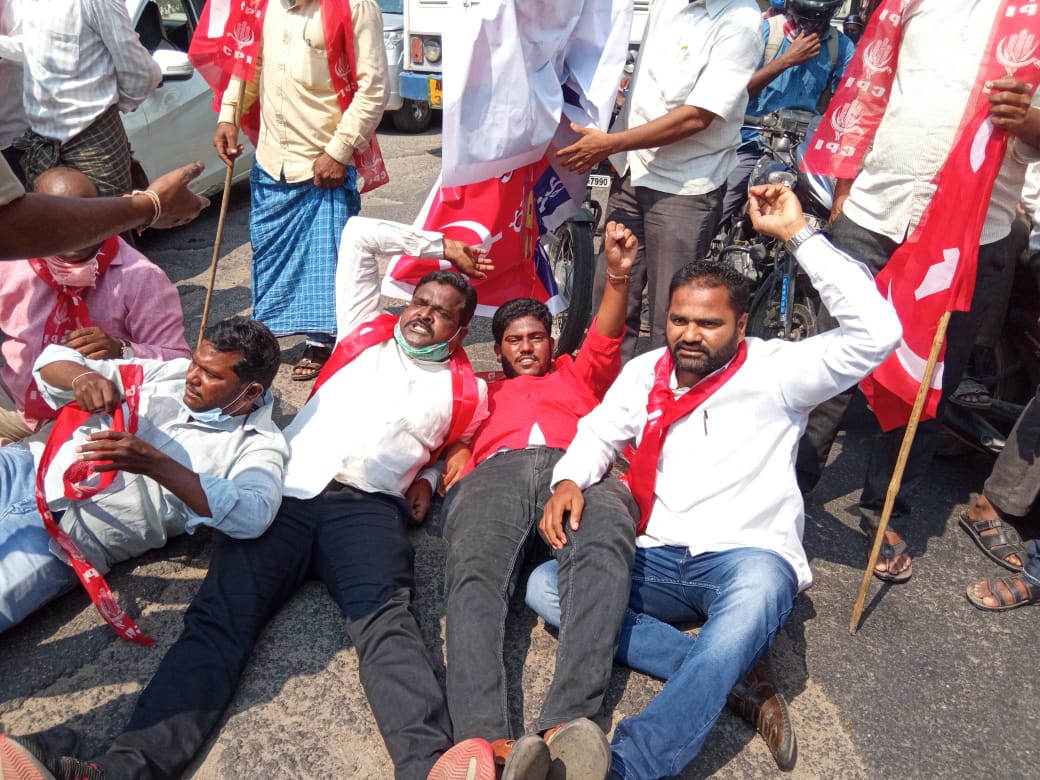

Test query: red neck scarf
[622,342,748,533]
[309,313,481,457]
[804,0,1040,429]
[23,237,119,421]
[34,363,154,645]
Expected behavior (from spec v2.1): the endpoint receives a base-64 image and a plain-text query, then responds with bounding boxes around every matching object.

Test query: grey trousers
[985,385,1040,517]
[595,173,723,361]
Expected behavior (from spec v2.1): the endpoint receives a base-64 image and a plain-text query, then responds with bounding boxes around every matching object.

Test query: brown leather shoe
[491,735,550,780]
[726,660,797,772]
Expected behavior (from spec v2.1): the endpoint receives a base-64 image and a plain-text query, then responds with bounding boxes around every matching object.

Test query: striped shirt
[21,0,160,142]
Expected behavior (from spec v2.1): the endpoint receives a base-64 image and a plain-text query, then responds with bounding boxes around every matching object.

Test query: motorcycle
[709,108,834,342]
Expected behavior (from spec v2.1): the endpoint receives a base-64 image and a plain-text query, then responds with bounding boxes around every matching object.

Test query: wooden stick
[197,79,247,351]
[849,310,952,634]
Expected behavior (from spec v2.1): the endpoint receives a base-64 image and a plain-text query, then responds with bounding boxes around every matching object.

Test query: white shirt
[843,0,1040,245]
[21,0,161,141]
[609,0,763,196]
[0,0,26,148]
[551,235,903,591]
[282,217,489,500]
[1023,162,1040,253]
[27,345,289,574]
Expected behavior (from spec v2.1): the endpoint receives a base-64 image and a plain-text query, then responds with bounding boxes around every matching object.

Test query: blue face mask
[393,321,459,363]
[180,383,259,424]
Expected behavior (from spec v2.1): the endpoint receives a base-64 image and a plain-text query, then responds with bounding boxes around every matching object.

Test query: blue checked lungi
[248,164,361,337]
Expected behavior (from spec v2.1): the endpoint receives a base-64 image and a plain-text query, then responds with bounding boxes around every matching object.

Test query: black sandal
[291,344,332,382]
[958,512,1025,571]
[966,574,1040,611]
[859,516,913,583]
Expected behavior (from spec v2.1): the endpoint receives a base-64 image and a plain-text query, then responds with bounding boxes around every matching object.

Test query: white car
[124,0,428,198]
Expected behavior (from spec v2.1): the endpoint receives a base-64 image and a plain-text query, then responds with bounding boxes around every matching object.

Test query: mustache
[674,342,709,354]
[405,317,433,333]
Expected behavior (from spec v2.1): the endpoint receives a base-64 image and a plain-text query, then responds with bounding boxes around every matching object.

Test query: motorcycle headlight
[749,158,795,191]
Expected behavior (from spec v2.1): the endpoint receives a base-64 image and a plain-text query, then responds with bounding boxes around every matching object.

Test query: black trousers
[96,487,452,780]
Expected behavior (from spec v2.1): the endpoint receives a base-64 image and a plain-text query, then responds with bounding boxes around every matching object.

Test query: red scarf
[804,0,1040,429]
[189,0,388,193]
[34,363,154,645]
[24,237,119,421]
[622,342,748,534]
[309,313,481,457]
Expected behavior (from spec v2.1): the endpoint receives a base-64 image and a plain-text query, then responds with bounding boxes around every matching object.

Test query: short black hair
[668,261,752,316]
[416,270,478,326]
[491,298,552,344]
[202,316,281,389]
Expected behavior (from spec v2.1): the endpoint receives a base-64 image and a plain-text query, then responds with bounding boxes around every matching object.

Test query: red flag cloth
[188,0,387,192]
[23,237,119,421]
[622,342,748,533]
[308,313,480,455]
[849,2,1040,431]
[385,160,560,311]
[34,364,154,645]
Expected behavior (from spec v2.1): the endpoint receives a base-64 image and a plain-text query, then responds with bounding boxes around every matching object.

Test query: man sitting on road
[0,167,190,445]
[0,316,288,633]
[527,184,901,778]
[0,217,493,780]
[423,222,639,780]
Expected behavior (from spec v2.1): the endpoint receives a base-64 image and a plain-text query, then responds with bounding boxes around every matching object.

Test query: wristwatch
[784,224,818,255]
[119,339,134,360]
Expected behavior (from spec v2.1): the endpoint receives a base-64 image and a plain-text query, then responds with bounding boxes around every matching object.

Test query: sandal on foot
[965,574,1040,611]
[949,378,993,409]
[291,344,332,382]
[958,511,1025,571]
[859,518,912,583]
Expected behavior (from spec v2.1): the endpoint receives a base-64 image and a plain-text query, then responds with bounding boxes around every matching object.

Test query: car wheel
[392,99,434,133]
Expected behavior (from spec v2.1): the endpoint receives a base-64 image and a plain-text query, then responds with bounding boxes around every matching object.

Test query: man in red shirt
[426,223,638,779]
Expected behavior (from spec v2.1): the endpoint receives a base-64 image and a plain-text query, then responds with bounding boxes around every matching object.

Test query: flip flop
[860,517,912,583]
[965,574,1040,611]
[959,511,1025,571]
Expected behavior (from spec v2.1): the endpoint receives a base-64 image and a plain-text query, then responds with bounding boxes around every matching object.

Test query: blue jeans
[526,546,798,779]
[0,445,76,632]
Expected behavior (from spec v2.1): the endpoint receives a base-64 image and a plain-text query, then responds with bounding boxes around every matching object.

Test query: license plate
[429,78,443,107]
[587,174,612,188]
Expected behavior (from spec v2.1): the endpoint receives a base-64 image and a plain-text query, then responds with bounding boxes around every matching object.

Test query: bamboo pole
[849,310,952,634]
[197,79,247,351]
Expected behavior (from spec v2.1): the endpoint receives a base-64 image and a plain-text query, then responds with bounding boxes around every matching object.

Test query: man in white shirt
[17,0,161,195]
[0,0,27,182]
[799,0,1040,583]
[11,218,493,780]
[556,0,764,360]
[0,316,288,633]
[530,185,901,778]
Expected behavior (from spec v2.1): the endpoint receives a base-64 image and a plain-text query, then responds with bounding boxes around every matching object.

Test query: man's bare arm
[0,162,210,260]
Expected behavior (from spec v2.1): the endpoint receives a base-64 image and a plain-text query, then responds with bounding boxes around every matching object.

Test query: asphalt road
[2,120,1038,779]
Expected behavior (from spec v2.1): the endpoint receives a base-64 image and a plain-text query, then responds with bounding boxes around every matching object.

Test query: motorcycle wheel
[746,267,819,342]
[548,218,595,357]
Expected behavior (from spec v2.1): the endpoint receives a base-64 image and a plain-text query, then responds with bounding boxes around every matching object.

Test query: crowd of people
[0,1,1038,779]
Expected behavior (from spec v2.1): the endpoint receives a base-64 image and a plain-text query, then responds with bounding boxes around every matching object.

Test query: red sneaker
[427,738,496,780]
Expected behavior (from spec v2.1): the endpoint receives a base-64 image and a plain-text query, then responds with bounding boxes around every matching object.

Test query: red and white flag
[382,0,631,312]
[804,0,1040,430]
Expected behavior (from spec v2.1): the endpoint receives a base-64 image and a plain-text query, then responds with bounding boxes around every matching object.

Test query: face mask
[180,383,256,424]
[393,321,459,363]
[45,256,98,288]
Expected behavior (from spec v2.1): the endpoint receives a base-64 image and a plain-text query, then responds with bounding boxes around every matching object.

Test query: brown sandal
[291,344,332,382]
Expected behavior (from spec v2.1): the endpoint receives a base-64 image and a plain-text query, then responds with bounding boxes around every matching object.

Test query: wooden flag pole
[849,310,952,634]
[197,79,247,351]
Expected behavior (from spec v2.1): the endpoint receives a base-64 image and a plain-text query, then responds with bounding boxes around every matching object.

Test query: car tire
[392,99,434,133]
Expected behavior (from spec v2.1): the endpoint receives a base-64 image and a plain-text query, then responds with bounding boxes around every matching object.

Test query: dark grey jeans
[986,385,1040,518]
[95,488,451,780]
[594,173,723,361]
[799,214,1016,523]
[443,447,637,739]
